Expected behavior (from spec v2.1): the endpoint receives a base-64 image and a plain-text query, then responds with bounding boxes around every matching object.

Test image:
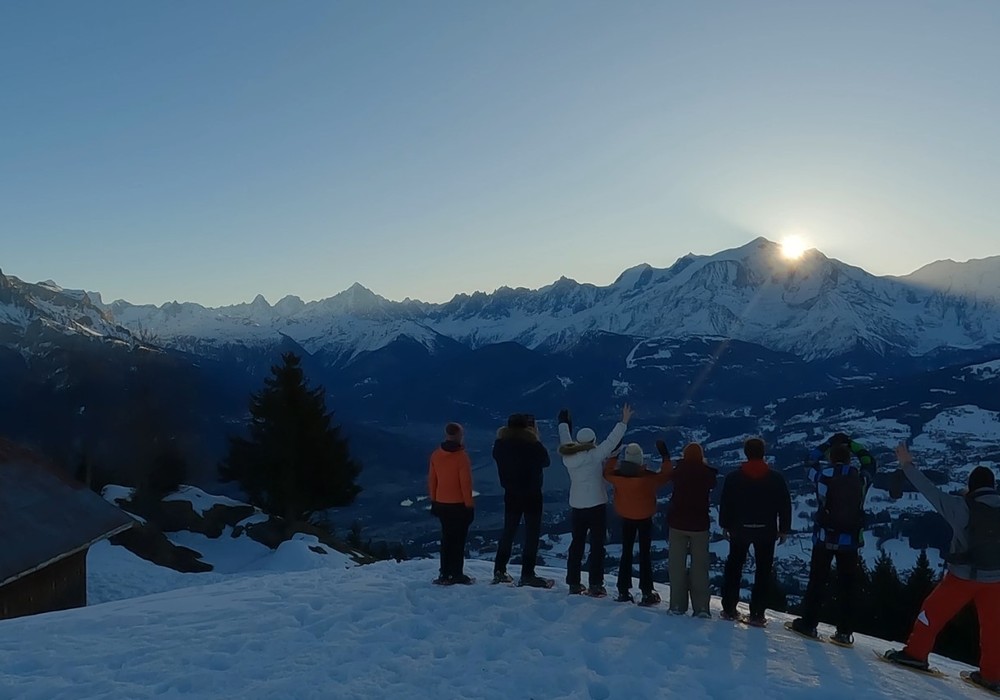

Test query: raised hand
[655,439,670,459]
[895,442,913,466]
[622,403,634,424]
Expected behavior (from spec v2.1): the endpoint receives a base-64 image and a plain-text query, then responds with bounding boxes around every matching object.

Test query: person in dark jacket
[665,442,718,617]
[492,413,551,587]
[719,437,792,626]
[790,442,869,645]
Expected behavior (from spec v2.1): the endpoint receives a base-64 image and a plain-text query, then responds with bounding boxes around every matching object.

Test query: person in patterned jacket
[789,437,874,645]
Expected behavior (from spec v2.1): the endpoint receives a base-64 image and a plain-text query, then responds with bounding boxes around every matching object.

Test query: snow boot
[747,615,768,628]
[518,575,554,589]
[492,571,514,585]
[694,611,712,619]
[638,591,661,607]
[830,631,854,647]
[568,583,587,595]
[966,671,1000,695]
[614,591,634,603]
[452,574,475,585]
[668,607,687,616]
[719,609,743,622]
[789,618,819,639]
[432,575,453,586]
[587,585,608,598]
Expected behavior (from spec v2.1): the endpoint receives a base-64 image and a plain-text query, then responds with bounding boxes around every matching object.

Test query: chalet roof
[0,441,135,587]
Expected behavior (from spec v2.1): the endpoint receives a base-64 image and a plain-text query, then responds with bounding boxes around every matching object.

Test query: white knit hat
[623,443,644,465]
[576,427,596,444]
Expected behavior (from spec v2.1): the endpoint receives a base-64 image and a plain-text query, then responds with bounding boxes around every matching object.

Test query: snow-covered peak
[901,255,1000,301]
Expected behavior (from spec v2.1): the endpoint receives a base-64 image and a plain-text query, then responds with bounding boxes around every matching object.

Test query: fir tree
[865,550,907,642]
[220,352,361,522]
[904,549,937,616]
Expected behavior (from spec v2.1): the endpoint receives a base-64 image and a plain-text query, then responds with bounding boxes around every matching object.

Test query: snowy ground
[0,555,987,699]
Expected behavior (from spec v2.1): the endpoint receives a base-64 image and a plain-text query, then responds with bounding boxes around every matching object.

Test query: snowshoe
[638,591,661,607]
[614,591,634,603]
[963,671,1000,696]
[432,575,454,586]
[694,611,712,619]
[517,575,555,589]
[746,615,768,628]
[491,571,514,585]
[877,650,945,678]
[668,607,687,616]
[567,583,587,595]
[586,585,608,598]
[452,574,476,585]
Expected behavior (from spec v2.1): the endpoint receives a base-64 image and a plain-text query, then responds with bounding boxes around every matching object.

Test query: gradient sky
[3,1,999,306]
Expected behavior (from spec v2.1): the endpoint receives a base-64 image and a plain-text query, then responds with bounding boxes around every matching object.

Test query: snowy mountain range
[75,237,1000,364]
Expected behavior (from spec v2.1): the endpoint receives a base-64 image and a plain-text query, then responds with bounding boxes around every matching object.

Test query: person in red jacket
[665,442,718,617]
[604,442,673,605]
[428,422,475,585]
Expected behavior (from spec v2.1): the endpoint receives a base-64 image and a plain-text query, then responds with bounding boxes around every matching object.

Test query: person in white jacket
[557,404,633,596]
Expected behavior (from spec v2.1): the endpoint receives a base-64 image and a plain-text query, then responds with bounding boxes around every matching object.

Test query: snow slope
[0,557,985,699]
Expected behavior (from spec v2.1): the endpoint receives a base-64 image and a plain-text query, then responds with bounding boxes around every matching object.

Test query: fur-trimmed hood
[496,426,539,442]
[558,442,597,456]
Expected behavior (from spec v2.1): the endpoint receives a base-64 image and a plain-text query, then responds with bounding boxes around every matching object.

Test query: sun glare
[780,235,808,260]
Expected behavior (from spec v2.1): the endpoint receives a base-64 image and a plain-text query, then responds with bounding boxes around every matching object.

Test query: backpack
[961,493,1000,575]
[818,466,865,533]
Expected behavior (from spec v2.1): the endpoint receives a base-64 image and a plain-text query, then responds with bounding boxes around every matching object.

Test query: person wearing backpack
[718,437,792,626]
[789,442,870,646]
[885,443,1000,693]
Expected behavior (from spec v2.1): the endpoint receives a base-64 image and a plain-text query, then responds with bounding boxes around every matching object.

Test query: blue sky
[2,1,999,306]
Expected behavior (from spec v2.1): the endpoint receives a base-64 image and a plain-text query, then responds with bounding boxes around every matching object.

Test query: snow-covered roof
[0,445,135,587]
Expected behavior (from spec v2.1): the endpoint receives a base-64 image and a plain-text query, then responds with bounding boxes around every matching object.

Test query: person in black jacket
[719,437,792,626]
[492,413,552,587]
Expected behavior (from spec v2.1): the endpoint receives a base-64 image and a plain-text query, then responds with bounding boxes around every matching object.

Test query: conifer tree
[867,550,907,642]
[904,549,937,617]
[220,352,361,522]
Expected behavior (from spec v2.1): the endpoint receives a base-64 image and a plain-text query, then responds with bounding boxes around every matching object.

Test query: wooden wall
[0,550,88,620]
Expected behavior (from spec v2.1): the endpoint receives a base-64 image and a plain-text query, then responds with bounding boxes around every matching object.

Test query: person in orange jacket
[428,422,475,585]
[604,442,674,605]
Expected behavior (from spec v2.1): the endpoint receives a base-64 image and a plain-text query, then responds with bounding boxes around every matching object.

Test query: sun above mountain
[780,235,809,260]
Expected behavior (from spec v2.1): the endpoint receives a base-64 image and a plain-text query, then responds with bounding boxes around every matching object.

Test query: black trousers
[566,504,607,587]
[618,517,654,594]
[722,531,776,618]
[494,491,543,578]
[800,546,859,635]
[436,503,473,579]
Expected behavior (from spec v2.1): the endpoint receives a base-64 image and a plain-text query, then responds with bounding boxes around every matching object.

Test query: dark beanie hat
[969,466,996,492]
[830,443,852,465]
